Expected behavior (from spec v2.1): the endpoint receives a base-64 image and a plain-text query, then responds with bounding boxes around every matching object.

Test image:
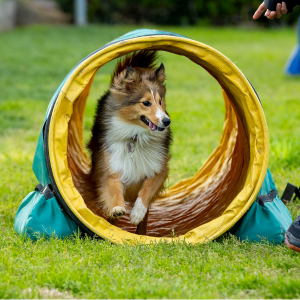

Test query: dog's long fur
[78,50,172,234]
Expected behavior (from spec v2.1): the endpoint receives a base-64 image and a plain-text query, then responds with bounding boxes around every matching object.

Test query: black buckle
[35,183,54,200]
[256,190,277,207]
[281,183,300,204]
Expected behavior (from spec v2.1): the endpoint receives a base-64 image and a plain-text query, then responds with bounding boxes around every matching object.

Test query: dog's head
[110,63,170,132]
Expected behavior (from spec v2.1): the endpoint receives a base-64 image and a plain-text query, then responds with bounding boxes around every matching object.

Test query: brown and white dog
[81,50,172,235]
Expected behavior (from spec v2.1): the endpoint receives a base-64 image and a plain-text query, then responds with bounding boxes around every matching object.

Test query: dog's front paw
[111,206,126,218]
[130,197,148,225]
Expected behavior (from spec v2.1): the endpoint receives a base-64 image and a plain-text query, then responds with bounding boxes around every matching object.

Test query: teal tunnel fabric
[14,188,80,240]
[230,169,292,243]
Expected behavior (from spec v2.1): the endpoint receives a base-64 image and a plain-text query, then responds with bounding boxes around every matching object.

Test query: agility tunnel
[14,29,292,244]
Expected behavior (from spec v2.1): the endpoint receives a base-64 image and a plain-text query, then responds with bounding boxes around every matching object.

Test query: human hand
[253,2,288,20]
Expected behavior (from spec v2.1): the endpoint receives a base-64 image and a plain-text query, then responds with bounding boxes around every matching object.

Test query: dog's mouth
[141,116,165,132]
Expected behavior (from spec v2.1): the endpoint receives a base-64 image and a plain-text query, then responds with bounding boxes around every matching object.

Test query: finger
[265,9,271,16]
[253,2,267,19]
[267,11,277,19]
[276,3,282,18]
[281,2,288,14]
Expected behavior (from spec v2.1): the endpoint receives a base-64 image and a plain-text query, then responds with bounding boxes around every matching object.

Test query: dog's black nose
[162,118,171,127]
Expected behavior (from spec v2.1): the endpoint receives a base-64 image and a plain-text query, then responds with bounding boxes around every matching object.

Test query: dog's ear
[154,63,166,84]
[111,67,141,96]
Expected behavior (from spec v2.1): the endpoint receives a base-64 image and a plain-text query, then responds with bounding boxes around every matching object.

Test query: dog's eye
[143,101,151,106]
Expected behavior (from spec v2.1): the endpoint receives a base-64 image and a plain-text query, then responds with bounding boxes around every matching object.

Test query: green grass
[0,25,300,298]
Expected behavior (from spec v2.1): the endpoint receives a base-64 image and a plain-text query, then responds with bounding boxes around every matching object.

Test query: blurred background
[0,0,299,30]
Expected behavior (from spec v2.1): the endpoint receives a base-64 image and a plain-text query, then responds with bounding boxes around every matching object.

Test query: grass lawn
[0,25,300,298]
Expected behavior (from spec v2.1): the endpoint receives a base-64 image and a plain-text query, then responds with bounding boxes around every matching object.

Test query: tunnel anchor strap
[281,183,300,204]
[35,183,54,200]
[35,183,65,213]
[256,190,277,207]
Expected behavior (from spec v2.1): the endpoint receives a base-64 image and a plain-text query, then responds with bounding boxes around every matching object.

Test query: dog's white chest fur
[105,117,167,186]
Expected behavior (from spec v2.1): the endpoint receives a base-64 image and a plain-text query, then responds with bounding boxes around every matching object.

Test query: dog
[80,50,172,235]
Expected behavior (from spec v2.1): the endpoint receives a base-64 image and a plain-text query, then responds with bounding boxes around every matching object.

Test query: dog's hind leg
[135,208,149,235]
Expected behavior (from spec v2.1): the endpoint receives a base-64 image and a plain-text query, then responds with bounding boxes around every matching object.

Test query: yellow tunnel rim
[45,34,269,244]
